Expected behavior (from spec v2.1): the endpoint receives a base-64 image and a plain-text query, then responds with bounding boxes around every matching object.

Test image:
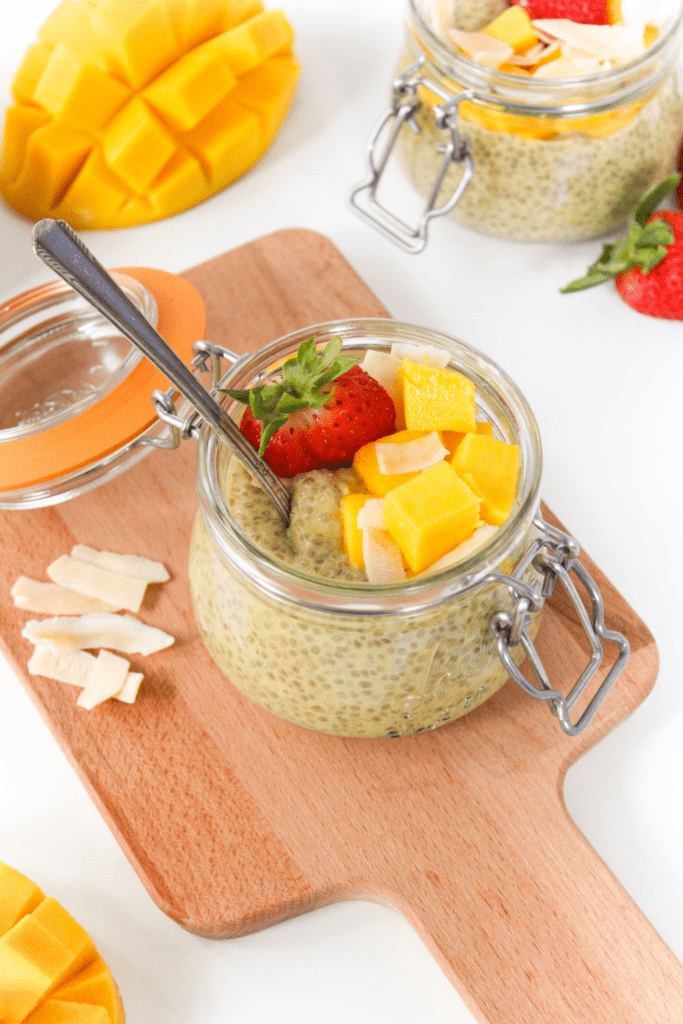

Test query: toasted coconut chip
[532,54,605,76]
[71,545,170,583]
[391,342,450,368]
[507,41,560,64]
[421,525,499,576]
[533,19,644,59]
[376,432,448,476]
[47,555,148,614]
[357,498,385,530]
[362,528,406,584]
[447,29,514,67]
[360,350,403,426]
[23,613,174,656]
[77,649,131,710]
[28,643,144,704]
[11,577,119,614]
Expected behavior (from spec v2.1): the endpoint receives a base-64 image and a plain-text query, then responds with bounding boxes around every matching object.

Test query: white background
[2,2,683,1021]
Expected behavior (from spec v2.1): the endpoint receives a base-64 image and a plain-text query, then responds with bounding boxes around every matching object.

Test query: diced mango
[451,433,520,526]
[0,915,77,1024]
[52,957,124,1024]
[31,898,96,977]
[401,360,476,433]
[341,493,372,569]
[441,420,493,456]
[0,0,299,227]
[383,461,481,573]
[11,43,53,104]
[0,864,44,938]
[143,45,236,132]
[24,999,110,1024]
[208,10,294,76]
[34,46,131,130]
[90,0,181,89]
[183,96,262,188]
[482,6,537,54]
[353,430,437,496]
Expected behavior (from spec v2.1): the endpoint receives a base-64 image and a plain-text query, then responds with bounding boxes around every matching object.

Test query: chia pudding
[393,1,683,241]
[187,322,546,740]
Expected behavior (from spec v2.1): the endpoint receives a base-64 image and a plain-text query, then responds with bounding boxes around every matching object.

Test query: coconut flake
[390,342,450,368]
[77,649,131,710]
[428,0,455,38]
[447,28,514,67]
[376,432,449,476]
[47,555,148,614]
[23,613,175,656]
[28,642,144,704]
[71,545,170,583]
[532,19,644,60]
[357,498,385,530]
[11,577,119,614]
[421,525,499,575]
[115,671,144,704]
[360,350,404,427]
[507,41,560,64]
[532,54,606,76]
[362,528,406,585]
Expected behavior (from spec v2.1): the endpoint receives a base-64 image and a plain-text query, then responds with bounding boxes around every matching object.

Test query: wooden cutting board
[1,228,680,1024]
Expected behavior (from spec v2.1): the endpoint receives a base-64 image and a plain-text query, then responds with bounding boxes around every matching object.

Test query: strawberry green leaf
[633,173,681,227]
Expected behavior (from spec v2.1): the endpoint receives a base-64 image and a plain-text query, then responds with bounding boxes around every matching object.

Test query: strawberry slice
[512,0,608,23]
[224,336,396,477]
[562,173,683,319]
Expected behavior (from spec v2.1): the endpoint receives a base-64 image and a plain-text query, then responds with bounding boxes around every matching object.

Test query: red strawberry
[677,147,683,209]
[224,337,396,477]
[563,174,683,320]
[513,0,608,23]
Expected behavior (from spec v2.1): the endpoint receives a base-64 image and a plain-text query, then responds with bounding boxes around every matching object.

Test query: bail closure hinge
[487,516,630,736]
[348,57,474,254]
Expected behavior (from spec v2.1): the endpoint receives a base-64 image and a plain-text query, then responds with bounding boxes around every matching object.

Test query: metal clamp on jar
[349,0,683,251]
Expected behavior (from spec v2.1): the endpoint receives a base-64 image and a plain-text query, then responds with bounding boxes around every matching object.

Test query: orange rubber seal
[0,267,206,491]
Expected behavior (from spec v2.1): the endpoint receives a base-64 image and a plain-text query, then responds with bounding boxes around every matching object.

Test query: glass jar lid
[0,266,206,508]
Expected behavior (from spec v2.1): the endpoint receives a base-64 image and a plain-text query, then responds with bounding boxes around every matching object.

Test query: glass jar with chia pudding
[188,319,628,739]
[350,0,683,247]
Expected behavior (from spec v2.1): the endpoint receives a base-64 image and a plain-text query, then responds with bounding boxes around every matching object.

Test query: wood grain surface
[1,229,680,1024]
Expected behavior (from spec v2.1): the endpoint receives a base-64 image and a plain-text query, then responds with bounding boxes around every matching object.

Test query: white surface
[1,3,683,1021]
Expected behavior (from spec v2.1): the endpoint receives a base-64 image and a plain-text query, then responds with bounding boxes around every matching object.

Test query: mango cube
[451,433,520,526]
[441,420,493,456]
[24,999,110,1024]
[51,958,124,1024]
[482,5,537,54]
[383,461,481,573]
[0,0,299,227]
[0,915,77,1024]
[0,864,44,938]
[31,898,96,977]
[401,360,476,433]
[341,493,372,569]
[353,430,438,496]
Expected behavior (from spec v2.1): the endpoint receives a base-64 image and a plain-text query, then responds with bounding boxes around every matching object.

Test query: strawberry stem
[222,336,358,456]
[561,173,681,293]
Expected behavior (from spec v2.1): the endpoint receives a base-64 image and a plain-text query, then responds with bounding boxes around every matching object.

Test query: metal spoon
[32,218,291,523]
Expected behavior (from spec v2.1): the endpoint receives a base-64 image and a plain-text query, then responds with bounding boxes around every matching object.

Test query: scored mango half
[0,861,124,1024]
[0,0,299,227]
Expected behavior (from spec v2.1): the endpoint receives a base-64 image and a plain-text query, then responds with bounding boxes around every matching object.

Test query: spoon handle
[32,218,291,523]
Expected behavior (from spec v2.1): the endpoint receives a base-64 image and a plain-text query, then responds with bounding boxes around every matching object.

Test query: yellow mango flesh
[383,461,481,573]
[441,420,492,456]
[451,433,520,526]
[341,493,372,569]
[401,360,476,433]
[353,429,437,496]
[482,5,537,54]
[0,862,124,1024]
[0,0,299,227]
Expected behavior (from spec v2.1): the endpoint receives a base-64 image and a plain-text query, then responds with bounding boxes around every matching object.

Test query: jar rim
[406,0,683,113]
[196,318,543,616]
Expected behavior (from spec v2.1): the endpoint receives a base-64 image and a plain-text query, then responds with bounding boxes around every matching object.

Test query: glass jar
[188,318,628,739]
[350,0,683,249]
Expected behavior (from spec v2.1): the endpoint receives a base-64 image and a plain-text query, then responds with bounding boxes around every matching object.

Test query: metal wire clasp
[135,341,246,450]
[348,57,474,254]
[487,516,630,736]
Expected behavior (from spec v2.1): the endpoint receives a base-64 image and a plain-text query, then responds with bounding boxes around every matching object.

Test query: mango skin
[0,862,124,1024]
[0,0,299,228]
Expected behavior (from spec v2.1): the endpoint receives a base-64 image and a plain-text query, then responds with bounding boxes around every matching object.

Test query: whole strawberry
[513,0,608,23]
[563,174,683,320]
[224,337,396,477]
